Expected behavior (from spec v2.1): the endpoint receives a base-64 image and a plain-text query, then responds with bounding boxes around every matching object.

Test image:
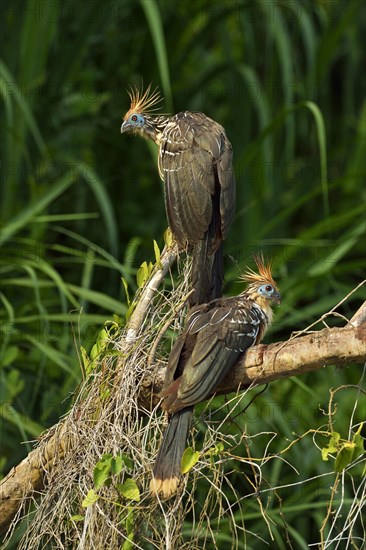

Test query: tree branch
[216,324,365,393]
[124,243,179,345]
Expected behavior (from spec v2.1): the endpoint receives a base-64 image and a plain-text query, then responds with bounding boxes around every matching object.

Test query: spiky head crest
[123,83,162,121]
[241,254,277,288]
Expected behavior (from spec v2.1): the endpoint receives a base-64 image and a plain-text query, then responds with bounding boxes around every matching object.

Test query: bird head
[121,84,163,139]
[241,254,281,306]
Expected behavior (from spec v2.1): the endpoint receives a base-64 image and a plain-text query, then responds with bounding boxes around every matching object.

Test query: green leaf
[353,432,365,461]
[82,489,99,508]
[321,427,365,472]
[321,432,340,461]
[136,261,150,288]
[69,515,84,522]
[334,427,365,472]
[153,239,161,264]
[121,532,135,550]
[125,508,134,534]
[94,455,113,489]
[80,346,91,372]
[111,455,124,475]
[121,453,134,470]
[164,227,174,247]
[0,346,19,368]
[4,370,25,401]
[210,442,225,455]
[90,344,98,361]
[90,328,109,361]
[97,328,109,344]
[181,447,200,474]
[334,443,355,473]
[117,479,140,502]
[93,468,111,489]
[122,278,131,307]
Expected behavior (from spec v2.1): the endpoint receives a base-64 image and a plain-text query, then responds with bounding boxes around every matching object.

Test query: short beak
[273,292,281,305]
[120,120,129,133]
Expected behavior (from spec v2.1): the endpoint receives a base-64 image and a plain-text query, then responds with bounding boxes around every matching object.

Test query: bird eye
[265,285,273,292]
[131,115,138,122]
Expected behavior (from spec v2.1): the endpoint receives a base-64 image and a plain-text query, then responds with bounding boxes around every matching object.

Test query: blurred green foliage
[0,0,365,546]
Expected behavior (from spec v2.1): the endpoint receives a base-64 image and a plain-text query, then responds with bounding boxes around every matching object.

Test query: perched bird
[121,84,236,305]
[150,255,281,498]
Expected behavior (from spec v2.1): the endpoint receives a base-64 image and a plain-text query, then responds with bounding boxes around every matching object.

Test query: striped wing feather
[161,299,264,413]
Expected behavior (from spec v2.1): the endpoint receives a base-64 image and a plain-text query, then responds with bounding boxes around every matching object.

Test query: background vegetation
[1,0,365,547]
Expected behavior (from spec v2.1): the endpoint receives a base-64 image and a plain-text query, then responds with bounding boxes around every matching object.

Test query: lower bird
[150,255,281,498]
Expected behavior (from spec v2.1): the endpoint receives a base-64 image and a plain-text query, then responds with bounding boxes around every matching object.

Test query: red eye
[265,285,272,292]
[131,115,138,121]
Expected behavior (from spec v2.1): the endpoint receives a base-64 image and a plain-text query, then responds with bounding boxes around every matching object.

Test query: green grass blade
[0,403,44,439]
[0,292,15,354]
[75,163,118,254]
[24,334,79,380]
[0,59,47,154]
[0,171,76,246]
[140,0,172,110]
[309,219,366,276]
[67,284,127,315]
[80,248,95,310]
[302,100,329,219]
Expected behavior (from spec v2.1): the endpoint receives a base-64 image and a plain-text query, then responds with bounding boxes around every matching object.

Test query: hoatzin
[121,85,236,305]
[150,255,281,498]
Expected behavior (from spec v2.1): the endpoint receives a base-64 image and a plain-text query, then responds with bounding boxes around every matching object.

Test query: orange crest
[241,254,277,287]
[123,83,162,120]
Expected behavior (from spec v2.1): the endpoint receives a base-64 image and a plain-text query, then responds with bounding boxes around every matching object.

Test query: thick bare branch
[0,421,75,535]
[124,244,178,344]
[217,324,365,393]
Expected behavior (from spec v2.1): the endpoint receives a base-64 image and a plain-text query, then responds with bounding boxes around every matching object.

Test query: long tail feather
[150,407,193,498]
[190,239,223,306]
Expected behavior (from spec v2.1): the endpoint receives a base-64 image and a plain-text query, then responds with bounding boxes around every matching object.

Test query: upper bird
[150,255,281,499]
[121,84,236,305]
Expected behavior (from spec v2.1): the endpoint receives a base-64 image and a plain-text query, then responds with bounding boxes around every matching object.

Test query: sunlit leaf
[94,455,112,489]
[153,239,161,264]
[69,515,84,522]
[321,432,340,461]
[117,479,140,502]
[136,261,150,288]
[181,447,200,474]
[81,489,99,508]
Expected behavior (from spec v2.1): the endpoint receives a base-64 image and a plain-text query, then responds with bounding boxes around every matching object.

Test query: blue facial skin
[258,284,281,304]
[128,113,145,127]
[121,113,145,132]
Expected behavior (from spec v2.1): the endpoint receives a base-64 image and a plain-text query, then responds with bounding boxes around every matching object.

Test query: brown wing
[160,299,263,413]
[159,111,235,247]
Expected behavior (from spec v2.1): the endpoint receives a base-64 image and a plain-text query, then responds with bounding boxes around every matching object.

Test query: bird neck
[142,115,170,144]
[243,290,274,325]
[254,296,274,324]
